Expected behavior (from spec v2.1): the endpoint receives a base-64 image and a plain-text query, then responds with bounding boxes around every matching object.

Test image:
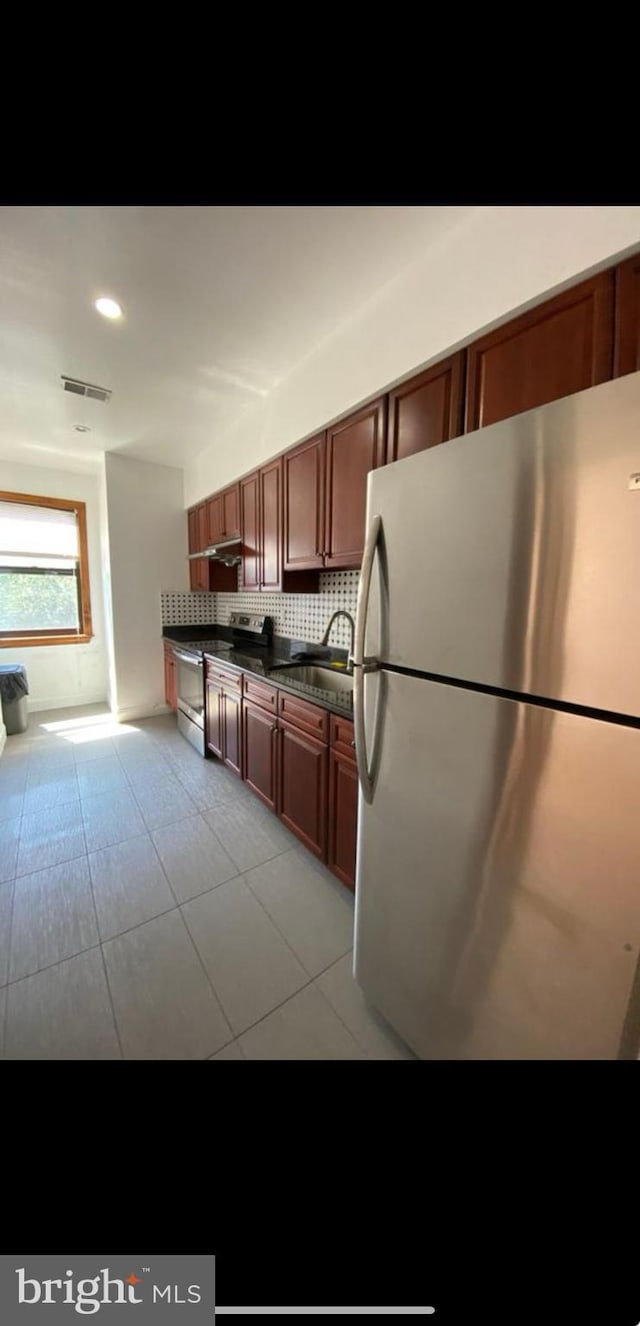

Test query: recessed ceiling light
[74,425,91,433]
[94,296,123,320]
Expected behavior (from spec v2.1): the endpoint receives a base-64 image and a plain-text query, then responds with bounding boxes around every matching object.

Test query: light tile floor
[0,704,415,1061]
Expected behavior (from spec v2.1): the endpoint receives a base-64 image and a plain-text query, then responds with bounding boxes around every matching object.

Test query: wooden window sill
[0,634,94,648]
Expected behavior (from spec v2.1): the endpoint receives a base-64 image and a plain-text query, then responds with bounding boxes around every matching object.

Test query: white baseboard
[115,702,173,724]
[27,692,109,713]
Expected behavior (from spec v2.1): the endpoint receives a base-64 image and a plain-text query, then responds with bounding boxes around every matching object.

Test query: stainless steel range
[172,613,273,754]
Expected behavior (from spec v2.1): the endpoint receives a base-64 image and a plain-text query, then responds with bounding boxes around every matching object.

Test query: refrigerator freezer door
[365,372,640,718]
[353,670,640,1059]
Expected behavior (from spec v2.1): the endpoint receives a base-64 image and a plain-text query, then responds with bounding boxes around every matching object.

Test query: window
[0,491,93,647]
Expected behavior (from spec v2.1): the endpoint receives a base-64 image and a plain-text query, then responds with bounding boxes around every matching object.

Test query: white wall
[0,461,109,711]
[185,205,640,502]
[104,453,186,721]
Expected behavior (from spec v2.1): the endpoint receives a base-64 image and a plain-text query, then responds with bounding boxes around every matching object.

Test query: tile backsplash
[160,590,217,626]
[160,571,359,649]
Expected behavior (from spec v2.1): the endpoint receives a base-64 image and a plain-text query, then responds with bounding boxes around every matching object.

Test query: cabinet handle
[351,740,356,748]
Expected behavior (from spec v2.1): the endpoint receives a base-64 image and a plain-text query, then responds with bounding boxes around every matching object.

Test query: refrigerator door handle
[352,513,381,804]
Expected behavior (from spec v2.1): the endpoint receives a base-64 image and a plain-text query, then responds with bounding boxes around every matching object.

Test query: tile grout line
[4,713,361,1059]
[3,747,29,1047]
[177,896,245,1050]
[74,781,123,1061]
[1,879,16,1058]
[239,853,333,979]
[239,850,355,982]
[123,745,238,1053]
[82,841,125,1061]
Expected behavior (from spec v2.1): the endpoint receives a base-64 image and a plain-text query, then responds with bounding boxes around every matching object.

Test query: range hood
[187,536,242,567]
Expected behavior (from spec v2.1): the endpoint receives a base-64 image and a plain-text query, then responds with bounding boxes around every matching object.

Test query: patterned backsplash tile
[161,571,359,649]
[160,590,218,626]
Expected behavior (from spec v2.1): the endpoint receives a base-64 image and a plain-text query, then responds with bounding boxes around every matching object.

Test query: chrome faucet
[321,610,355,666]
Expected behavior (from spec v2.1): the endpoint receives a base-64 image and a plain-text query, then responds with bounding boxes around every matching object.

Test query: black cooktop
[176,638,233,653]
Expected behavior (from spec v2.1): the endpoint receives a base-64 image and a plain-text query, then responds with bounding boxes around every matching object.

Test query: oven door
[173,649,205,728]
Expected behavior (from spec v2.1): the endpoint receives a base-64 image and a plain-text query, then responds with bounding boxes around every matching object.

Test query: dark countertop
[163,631,354,720]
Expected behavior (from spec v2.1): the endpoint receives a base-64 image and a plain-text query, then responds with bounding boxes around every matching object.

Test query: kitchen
[0,205,639,1059]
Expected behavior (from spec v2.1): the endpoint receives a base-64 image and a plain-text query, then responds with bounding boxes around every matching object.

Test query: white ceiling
[0,206,472,474]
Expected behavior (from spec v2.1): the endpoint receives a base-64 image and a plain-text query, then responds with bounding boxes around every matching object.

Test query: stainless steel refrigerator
[352,371,640,1060]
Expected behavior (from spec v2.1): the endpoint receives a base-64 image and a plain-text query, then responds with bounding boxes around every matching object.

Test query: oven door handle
[172,649,204,667]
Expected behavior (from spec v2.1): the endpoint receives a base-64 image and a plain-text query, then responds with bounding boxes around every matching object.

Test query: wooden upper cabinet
[187,508,199,555]
[207,483,240,546]
[187,505,209,590]
[324,396,387,570]
[614,252,640,377]
[196,502,208,551]
[206,493,224,546]
[387,352,465,464]
[260,457,283,591]
[240,471,260,591]
[465,271,614,432]
[222,483,240,539]
[241,462,318,593]
[283,432,326,571]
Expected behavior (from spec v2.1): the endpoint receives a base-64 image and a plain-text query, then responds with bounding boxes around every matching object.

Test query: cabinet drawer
[243,676,278,713]
[277,689,329,741]
[330,714,356,763]
[205,659,243,692]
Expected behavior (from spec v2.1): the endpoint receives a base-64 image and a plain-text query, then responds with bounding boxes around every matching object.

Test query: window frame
[0,490,94,648]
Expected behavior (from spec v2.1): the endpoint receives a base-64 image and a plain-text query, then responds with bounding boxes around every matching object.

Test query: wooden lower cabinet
[164,645,177,712]
[328,749,358,891]
[239,680,357,887]
[221,690,242,776]
[242,698,278,810]
[278,719,328,860]
[205,679,241,775]
[205,679,223,758]
[327,715,357,891]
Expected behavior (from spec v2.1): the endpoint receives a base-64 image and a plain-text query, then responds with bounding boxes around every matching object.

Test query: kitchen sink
[269,665,354,694]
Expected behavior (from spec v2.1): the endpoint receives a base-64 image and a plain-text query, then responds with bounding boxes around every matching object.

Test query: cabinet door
[465,271,615,432]
[207,494,224,546]
[190,558,209,591]
[205,680,223,758]
[164,650,177,712]
[283,433,326,570]
[196,502,208,551]
[222,690,242,777]
[387,352,465,463]
[187,508,199,554]
[260,457,283,592]
[222,483,240,539]
[278,719,328,859]
[328,748,358,891]
[614,252,640,377]
[240,472,260,591]
[324,397,387,569]
[243,699,278,811]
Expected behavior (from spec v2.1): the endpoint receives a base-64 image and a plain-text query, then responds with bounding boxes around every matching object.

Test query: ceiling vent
[61,376,112,403]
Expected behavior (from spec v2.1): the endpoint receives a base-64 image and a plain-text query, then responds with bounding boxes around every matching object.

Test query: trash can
[0,664,29,735]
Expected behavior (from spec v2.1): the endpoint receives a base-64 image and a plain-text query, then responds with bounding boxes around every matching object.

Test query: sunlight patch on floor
[40,715,144,742]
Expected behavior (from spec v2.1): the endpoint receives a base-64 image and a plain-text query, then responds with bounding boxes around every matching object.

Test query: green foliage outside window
[0,572,79,631]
